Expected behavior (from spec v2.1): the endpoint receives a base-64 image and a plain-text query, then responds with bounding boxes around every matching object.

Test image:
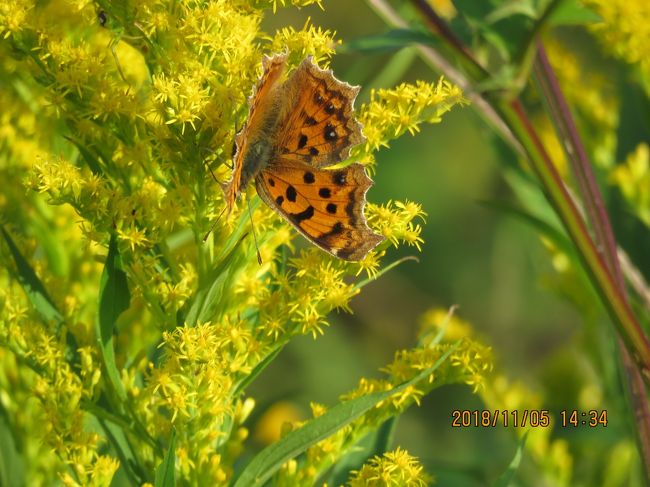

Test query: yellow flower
[253,401,303,445]
[585,0,650,88]
[0,0,31,38]
[418,307,473,342]
[609,143,650,226]
[349,448,431,487]
[116,224,151,253]
[270,19,339,67]
[357,79,466,165]
[367,200,427,249]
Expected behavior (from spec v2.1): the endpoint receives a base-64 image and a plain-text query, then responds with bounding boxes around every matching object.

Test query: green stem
[405,0,650,382]
[502,100,650,371]
[533,42,650,482]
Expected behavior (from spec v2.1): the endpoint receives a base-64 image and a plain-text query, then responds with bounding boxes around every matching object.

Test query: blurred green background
[245,2,643,485]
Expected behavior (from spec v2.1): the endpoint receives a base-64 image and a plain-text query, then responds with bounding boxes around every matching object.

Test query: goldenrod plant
[1,0,649,485]
[0,0,481,485]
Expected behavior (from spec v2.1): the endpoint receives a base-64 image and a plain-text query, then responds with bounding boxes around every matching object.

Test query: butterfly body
[223,53,383,261]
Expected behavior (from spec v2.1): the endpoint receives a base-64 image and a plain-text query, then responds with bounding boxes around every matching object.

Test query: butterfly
[222,53,384,261]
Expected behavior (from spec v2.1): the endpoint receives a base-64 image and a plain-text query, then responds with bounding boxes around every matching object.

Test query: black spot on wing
[276,195,284,206]
[268,177,275,187]
[336,246,355,260]
[303,171,315,184]
[304,114,317,126]
[298,134,308,149]
[324,123,337,141]
[318,221,344,239]
[289,205,315,223]
[286,185,297,202]
[333,171,346,186]
[309,147,319,156]
[319,188,331,198]
[345,201,356,224]
[326,203,337,214]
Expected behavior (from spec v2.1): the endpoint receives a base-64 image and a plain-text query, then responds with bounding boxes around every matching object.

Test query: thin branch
[534,45,623,288]
[620,249,650,311]
[397,0,650,376]
[533,43,650,482]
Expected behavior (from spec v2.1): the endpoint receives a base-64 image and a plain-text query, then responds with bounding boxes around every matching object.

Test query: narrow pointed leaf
[155,429,176,487]
[327,417,397,486]
[493,431,528,487]
[1,227,63,325]
[233,341,460,487]
[96,234,129,401]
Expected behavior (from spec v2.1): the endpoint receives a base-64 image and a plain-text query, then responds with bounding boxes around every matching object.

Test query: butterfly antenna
[203,205,227,242]
[207,163,220,184]
[247,198,263,265]
[107,36,128,85]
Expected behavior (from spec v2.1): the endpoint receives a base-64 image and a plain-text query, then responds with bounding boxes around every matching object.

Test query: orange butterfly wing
[255,158,383,261]
[273,57,365,168]
[221,54,384,261]
[223,53,287,212]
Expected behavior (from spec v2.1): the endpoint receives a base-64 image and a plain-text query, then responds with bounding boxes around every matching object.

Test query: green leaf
[326,417,397,486]
[1,226,63,325]
[96,234,130,401]
[214,197,261,264]
[29,217,69,278]
[493,431,528,487]
[63,135,103,175]
[232,342,460,487]
[547,0,601,25]
[96,415,143,486]
[485,0,537,24]
[343,29,438,54]
[187,201,257,325]
[0,403,24,487]
[186,240,248,325]
[155,429,176,487]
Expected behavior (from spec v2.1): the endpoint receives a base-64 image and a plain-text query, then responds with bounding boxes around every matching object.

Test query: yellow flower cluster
[132,322,256,482]
[0,0,469,483]
[348,448,431,487]
[0,285,117,485]
[609,143,650,226]
[367,200,426,250]
[274,316,492,485]
[584,0,650,91]
[356,78,467,166]
[543,41,619,171]
[269,19,339,67]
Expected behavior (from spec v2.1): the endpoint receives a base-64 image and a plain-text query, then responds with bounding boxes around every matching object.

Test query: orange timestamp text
[451,409,551,428]
[451,409,608,428]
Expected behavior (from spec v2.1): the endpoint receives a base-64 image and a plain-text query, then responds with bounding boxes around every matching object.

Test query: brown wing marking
[274,57,365,168]
[255,158,383,261]
[222,53,287,212]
